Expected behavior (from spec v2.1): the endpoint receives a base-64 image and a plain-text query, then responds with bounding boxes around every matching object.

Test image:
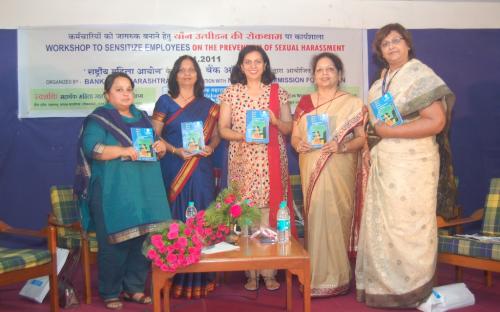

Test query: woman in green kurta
[77,72,171,310]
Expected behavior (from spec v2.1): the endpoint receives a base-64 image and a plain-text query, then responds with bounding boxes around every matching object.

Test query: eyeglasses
[243,59,264,67]
[178,68,196,75]
[381,37,404,49]
[315,67,336,74]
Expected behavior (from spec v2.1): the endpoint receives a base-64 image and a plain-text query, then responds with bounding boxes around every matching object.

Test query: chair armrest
[0,219,48,238]
[437,208,484,228]
[48,213,83,230]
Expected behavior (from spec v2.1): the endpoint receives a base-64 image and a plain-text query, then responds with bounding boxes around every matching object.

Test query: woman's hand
[373,120,393,138]
[199,145,214,157]
[295,140,313,153]
[152,140,167,158]
[121,146,139,161]
[267,109,279,126]
[174,148,194,160]
[320,141,339,154]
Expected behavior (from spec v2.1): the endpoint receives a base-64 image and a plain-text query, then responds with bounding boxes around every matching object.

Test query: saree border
[168,104,220,202]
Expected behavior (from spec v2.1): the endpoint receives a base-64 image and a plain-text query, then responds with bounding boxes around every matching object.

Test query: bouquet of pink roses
[145,185,260,272]
[146,212,206,272]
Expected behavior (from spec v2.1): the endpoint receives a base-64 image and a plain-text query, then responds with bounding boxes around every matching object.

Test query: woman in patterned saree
[152,55,220,299]
[218,45,296,291]
[76,72,171,310]
[291,53,366,297]
[355,23,456,308]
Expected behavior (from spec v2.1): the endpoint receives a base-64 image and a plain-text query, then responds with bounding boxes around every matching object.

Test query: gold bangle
[171,146,176,154]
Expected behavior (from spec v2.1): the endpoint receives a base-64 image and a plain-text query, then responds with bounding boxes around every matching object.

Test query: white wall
[2,0,500,29]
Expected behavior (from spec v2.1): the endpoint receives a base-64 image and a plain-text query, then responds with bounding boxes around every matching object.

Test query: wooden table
[152,236,310,312]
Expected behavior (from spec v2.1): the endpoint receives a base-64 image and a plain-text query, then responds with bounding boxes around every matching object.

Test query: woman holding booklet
[355,23,456,308]
[152,55,220,298]
[218,45,296,291]
[291,52,366,297]
[75,72,171,309]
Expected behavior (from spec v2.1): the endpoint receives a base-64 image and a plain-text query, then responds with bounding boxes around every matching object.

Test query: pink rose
[184,228,192,236]
[147,249,157,260]
[218,224,228,232]
[160,264,170,272]
[169,222,180,233]
[188,247,198,254]
[151,234,163,243]
[224,194,236,204]
[177,236,188,247]
[166,253,177,264]
[229,204,242,218]
[154,258,163,267]
[204,227,213,235]
[167,230,178,240]
[191,235,200,245]
[174,241,184,250]
[151,238,165,249]
[166,245,175,253]
[195,226,205,236]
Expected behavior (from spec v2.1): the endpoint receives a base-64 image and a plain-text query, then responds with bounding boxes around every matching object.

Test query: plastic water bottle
[185,201,197,220]
[277,200,290,243]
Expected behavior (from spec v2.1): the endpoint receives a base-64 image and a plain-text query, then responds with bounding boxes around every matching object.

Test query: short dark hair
[168,55,205,98]
[230,45,276,85]
[311,52,345,86]
[104,72,134,94]
[373,23,415,67]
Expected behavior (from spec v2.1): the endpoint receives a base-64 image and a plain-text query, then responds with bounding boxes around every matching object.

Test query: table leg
[163,278,172,312]
[303,260,311,312]
[152,268,162,312]
[286,270,293,311]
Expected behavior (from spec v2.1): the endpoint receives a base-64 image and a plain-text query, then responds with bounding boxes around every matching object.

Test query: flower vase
[226,224,241,244]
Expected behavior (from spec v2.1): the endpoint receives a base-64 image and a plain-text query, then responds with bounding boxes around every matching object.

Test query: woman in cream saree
[292,53,367,297]
[355,24,456,308]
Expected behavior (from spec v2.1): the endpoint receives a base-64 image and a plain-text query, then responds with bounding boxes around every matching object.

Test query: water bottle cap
[279,201,287,209]
[188,201,194,206]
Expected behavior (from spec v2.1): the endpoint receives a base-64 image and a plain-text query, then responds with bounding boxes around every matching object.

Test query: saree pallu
[152,95,218,299]
[355,59,455,307]
[295,93,364,297]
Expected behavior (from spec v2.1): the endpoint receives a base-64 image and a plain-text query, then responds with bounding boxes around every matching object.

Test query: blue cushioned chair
[438,177,500,286]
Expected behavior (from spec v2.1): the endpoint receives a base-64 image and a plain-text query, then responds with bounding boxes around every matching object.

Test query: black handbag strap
[59,247,81,284]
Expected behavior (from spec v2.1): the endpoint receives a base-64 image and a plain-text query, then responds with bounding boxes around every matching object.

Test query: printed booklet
[181,121,205,154]
[370,92,403,126]
[131,127,157,161]
[306,114,330,148]
[246,110,269,144]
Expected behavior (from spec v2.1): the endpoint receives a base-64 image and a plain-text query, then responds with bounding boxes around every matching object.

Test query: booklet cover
[181,121,205,154]
[246,110,269,144]
[19,248,69,303]
[306,114,330,148]
[130,127,157,161]
[370,92,403,126]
